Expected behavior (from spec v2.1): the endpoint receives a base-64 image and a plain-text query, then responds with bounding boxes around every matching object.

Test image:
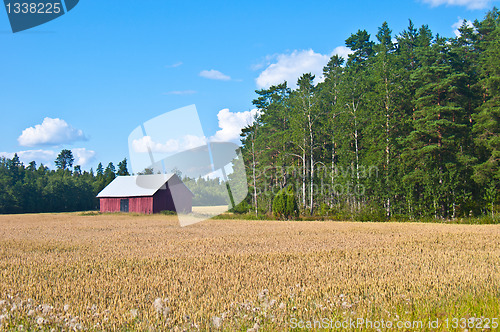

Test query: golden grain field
[0,213,499,331]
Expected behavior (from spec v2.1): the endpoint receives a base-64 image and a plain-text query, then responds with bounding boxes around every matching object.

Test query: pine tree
[318,54,344,208]
[472,9,500,214]
[55,150,74,170]
[251,82,291,212]
[272,188,285,219]
[241,121,261,215]
[117,158,130,176]
[96,163,104,176]
[289,73,323,214]
[405,33,473,217]
[285,185,299,219]
[337,30,375,210]
[104,162,116,185]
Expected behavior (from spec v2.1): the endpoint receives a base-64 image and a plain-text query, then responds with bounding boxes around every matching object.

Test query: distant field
[0,213,499,331]
[192,205,229,215]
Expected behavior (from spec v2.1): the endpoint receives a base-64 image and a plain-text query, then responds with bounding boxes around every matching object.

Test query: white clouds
[4,118,94,168]
[130,109,259,158]
[163,90,197,95]
[18,117,86,147]
[251,54,278,71]
[452,17,474,36]
[132,136,176,153]
[332,46,353,61]
[182,135,207,149]
[0,150,57,164]
[72,148,96,166]
[0,148,95,167]
[256,50,329,89]
[131,135,207,154]
[211,108,260,142]
[250,62,265,71]
[165,62,183,68]
[422,0,492,9]
[255,47,353,89]
[199,69,231,81]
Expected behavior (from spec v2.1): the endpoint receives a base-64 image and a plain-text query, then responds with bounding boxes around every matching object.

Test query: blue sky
[0,0,497,172]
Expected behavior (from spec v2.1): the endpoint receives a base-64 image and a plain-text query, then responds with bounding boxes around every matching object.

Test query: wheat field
[0,213,499,331]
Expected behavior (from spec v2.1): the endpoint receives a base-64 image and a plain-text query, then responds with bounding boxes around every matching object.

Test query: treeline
[0,149,232,213]
[0,150,128,214]
[239,9,500,220]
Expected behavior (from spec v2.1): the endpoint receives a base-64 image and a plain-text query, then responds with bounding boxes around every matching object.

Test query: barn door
[120,199,129,212]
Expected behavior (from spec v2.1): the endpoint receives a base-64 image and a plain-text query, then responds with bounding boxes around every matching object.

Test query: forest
[0,150,128,213]
[237,9,500,220]
[0,149,229,214]
[1,9,499,220]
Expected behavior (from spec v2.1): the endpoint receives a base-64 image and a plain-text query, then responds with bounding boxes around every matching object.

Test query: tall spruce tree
[117,158,130,176]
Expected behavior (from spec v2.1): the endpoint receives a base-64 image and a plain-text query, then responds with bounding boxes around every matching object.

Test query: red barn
[97,174,193,214]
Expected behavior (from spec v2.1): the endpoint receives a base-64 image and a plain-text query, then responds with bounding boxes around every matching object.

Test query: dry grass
[192,205,229,215]
[0,213,499,331]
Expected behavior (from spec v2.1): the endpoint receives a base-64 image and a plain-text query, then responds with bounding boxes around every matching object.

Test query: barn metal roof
[97,174,176,198]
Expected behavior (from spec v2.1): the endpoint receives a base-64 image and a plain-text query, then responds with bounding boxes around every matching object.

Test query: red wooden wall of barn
[99,197,154,214]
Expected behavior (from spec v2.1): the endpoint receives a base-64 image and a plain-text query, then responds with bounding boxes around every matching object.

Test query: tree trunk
[385,76,391,218]
[331,137,336,207]
[308,113,314,215]
[251,137,258,216]
[302,147,306,210]
[353,101,360,210]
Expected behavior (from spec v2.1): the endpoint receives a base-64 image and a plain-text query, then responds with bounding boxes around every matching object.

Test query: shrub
[273,186,298,220]
[160,210,177,215]
[354,204,386,222]
[285,186,299,219]
[272,190,285,219]
[230,199,252,214]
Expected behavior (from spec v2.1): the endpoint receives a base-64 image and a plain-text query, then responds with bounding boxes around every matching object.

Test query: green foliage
[187,177,230,206]
[96,163,104,176]
[4,9,500,220]
[104,162,116,180]
[285,186,299,218]
[54,149,74,170]
[117,158,130,176]
[237,8,500,220]
[273,186,298,220]
[272,189,285,219]
[354,204,387,222]
[160,210,177,215]
[79,211,100,216]
[211,212,269,220]
[229,198,252,214]
[0,151,132,214]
